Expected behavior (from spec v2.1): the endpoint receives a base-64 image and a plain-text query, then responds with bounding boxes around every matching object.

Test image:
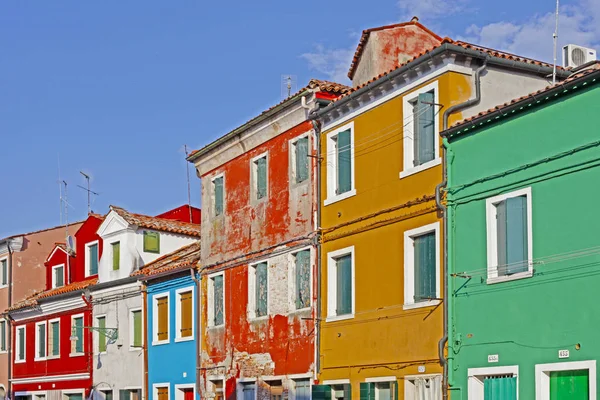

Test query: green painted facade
[445,71,600,400]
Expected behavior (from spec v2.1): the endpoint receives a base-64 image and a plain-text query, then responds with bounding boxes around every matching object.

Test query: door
[550,370,589,400]
[483,376,516,400]
[182,389,194,400]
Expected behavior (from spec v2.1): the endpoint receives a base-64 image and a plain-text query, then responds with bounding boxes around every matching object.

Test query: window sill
[15,360,26,364]
[289,307,311,315]
[152,340,170,346]
[248,315,269,323]
[34,357,47,362]
[487,270,533,285]
[0,285,8,290]
[325,313,354,323]
[174,336,194,343]
[207,324,225,330]
[403,299,441,310]
[0,350,7,354]
[129,347,143,352]
[46,354,60,360]
[324,189,357,206]
[70,353,85,358]
[400,158,441,179]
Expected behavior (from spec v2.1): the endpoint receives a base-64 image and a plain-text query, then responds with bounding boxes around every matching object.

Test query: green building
[442,63,600,400]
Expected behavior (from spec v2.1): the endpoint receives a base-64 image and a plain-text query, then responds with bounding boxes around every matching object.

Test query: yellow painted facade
[317,71,472,398]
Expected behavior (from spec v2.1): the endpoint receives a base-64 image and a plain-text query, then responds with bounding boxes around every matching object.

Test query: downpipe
[191,268,202,396]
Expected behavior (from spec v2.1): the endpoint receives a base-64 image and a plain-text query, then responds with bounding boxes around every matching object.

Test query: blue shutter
[506,196,528,274]
[296,137,309,183]
[214,177,224,216]
[484,376,517,400]
[295,250,311,309]
[255,262,268,317]
[256,157,267,199]
[214,275,224,325]
[414,232,436,301]
[336,255,352,315]
[89,244,98,275]
[336,130,352,194]
[414,92,435,166]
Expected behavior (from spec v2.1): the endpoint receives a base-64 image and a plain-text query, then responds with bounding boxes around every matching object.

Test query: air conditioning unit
[563,44,597,68]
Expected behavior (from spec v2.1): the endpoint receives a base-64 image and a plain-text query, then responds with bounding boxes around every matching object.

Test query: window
[120,389,141,400]
[239,382,255,400]
[291,135,309,184]
[48,319,60,357]
[252,153,268,201]
[0,319,6,352]
[71,315,84,355]
[99,391,113,400]
[0,258,7,287]
[174,386,194,400]
[361,380,399,400]
[35,321,47,360]
[535,361,595,400]
[153,295,169,344]
[404,222,440,309]
[292,249,311,310]
[154,385,169,400]
[468,366,518,400]
[64,393,84,400]
[52,264,64,288]
[15,326,25,362]
[325,122,355,205]
[331,384,351,400]
[131,309,143,348]
[293,379,311,400]
[212,175,225,217]
[326,247,355,321]
[96,316,107,353]
[405,375,441,400]
[486,188,533,284]
[176,289,193,340]
[112,242,120,271]
[144,231,160,253]
[87,242,99,276]
[208,380,224,400]
[248,262,268,319]
[264,380,283,400]
[208,273,224,327]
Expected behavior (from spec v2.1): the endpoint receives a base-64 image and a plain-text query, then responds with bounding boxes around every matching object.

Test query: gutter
[6,241,13,400]
[142,282,149,400]
[311,118,323,379]
[190,268,202,396]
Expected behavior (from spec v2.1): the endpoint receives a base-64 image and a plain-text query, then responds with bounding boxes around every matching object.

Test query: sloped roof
[6,277,97,312]
[134,241,200,278]
[110,206,201,237]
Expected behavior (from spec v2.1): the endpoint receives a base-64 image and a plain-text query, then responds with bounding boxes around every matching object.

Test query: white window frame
[70,313,85,357]
[468,365,519,400]
[152,293,170,346]
[0,318,7,354]
[34,321,47,361]
[400,80,441,178]
[15,325,26,363]
[290,375,312,400]
[247,260,269,321]
[175,286,194,342]
[207,271,225,328]
[404,374,442,399]
[236,378,257,400]
[403,222,441,310]
[250,151,269,204]
[99,390,114,400]
[326,246,355,322]
[174,384,195,400]
[85,240,99,277]
[486,187,533,285]
[51,264,65,289]
[153,383,170,400]
[288,247,313,312]
[121,387,142,400]
[289,132,311,187]
[47,317,60,358]
[323,379,351,400]
[535,360,596,400]
[129,307,144,350]
[365,376,398,399]
[210,173,226,218]
[0,257,8,288]
[325,121,356,206]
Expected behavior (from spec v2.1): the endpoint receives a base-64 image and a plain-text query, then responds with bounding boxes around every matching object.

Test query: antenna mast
[78,171,99,215]
[184,145,193,223]
[552,0,560,85]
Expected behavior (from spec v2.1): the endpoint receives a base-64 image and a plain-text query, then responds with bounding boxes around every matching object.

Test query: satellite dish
[66,235,75,253]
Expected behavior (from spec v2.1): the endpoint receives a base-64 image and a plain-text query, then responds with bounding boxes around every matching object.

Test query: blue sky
[1,0,598,237]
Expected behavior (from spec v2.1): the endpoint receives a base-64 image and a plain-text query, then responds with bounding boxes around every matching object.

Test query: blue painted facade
[146,273,198,400]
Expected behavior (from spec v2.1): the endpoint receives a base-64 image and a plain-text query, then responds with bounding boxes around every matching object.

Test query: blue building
[136,241,200,400]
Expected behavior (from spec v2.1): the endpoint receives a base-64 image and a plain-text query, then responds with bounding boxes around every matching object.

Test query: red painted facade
[155,205,201,224]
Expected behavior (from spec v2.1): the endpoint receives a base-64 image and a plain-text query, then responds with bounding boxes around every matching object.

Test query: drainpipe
[436,58,488,400]
[6,242,13,400]
[190,268,202,395]
[81,291,94,398]
[142,283,149,400]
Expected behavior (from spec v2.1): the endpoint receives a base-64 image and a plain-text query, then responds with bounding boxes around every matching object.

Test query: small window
[154,296,169,343]
[48,320,60,357]
[112,242,120,271]
[88,243,99,275]
[97,316,107,353]
[120,390,141,400]
[65,393,83,400]
[404,223,440,309]
[143,231,160,253]
[212,175,224,217]
[252,154,268,201]
[209,380,224,400]
[293,379,310,400]
[325,122,355,205]
[131,309,143,348]
[405,375,442,399]
[71,316,84,354]
[327,247,354,319]
[265,380,283,400]
[0,259,7,287]
[293,250,311,310]
[249,262,268,319]
[292,136,309,184]
[35,321,47,360]
[52,265,64,288]
[0,319,6,352]
[15,326,25,362]
[177,290,193,339]
[240,383,255,400]
[99,391,113,400]
[208,274,224,327]
[331,384,351,400]
[155,386,169,400]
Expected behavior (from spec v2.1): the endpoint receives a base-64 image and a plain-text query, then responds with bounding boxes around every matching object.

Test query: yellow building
[311,20,568,400]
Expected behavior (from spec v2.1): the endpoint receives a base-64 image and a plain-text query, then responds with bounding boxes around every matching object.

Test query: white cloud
[300,44,354,84]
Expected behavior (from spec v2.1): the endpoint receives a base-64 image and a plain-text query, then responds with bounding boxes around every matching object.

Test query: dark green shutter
[119,390,129,400]
[414,232,436,301]
[38,323,46,358]
[414,91,435,166]
[336,130,352,194]
[133,310,142,347]
[497,200,508,272]
[112,242,120,271]
[214,275,224,325]
[506,196,528,274]
[255,262,268,317]
[295,250,311,309]
[55,266,64,287]
[98,317,106,353]
[344,384,352,400]
[312,385,332,400]
[143,231,160,253]
[359,383,375,400]
[18,328,24,360]
[296,137,309,183]
[0,320,5,352]
[484,376,517,400]
[105,391,113,400]
[214,176,224,216]
[336,255,352,315]
[51,321,59,356]
[256,157,267,199]
[75,317,83,353]
[89,244,99,275]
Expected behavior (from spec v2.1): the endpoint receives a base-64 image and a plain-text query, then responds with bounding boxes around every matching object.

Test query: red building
[187,80,349,400]
[8,215,104,400]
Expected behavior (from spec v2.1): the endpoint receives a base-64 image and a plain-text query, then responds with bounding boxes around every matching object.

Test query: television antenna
[184,145,193,223]
[552,0,559,85]
[78,171,99,214]
[281,75,297,99]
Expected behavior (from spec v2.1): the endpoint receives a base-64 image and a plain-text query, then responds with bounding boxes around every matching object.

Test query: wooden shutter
[56,266,64,288]
[414,91,435,166]
[157,297,168,341]
[112,242,120,271]
[295,250,311,309]
[359,383,375,400]
[179,291,193,338]
[214,177,224,216]
[89,244,99,275]
[119,390,129,400]
[484,376,517,400]
[336,130,352,194]
[312,385,332,400]
[295,137,309,183]
[343,384,352,400]
[38,323,46,358]
[550,370,589,399]
[130,390,141,400]
[336,255,352,315]
[104,391,113,400]
[157,387,169,400]
[496,200,508,272]
[213,275,224,325]
[18,327,24,360]
[143,231,160,253]
[1,260,6,286]
[75,317,83,353]
[255,263,268,317]
[506,196,528,274]
[52,321,59,356]
[414,232,436,301]
[0,320,5,352]
[98,317,106,353]
[256,157,267,199]
[133,310,142,347]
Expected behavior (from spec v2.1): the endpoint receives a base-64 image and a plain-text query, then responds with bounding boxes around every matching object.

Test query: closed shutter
[0,320,5,352]
[295,380,311,400]
[133,310,142,347]
[295,250,311,309]
[119,390,129,400]
[483,376,517,400]
[130,390,141,400]
[242,385,255,400]
[89,244,98,275]
[18,328,24,360]
[180,291,193,338]
[312,385,332,400]
[414,91,435,166]
[343,384,352,400]
[51,321,59,356]
[98,317,106,353]
[550,370,589,400]
[74,317,83,353]
[359,383,375,400]
[336,130,352,194]
[256,157,267,199]
[112,242,120,271]
[336,255,352,315]
[255,262,268,317]
[55,267,64,287]
[213,275,224,325]
[497,196,528,275]
[157,297,168,341]
[214,177,224,216]
[143,231,160,253]
[296,137,309,183]
[1,260,7,286]
[414,232,436,302]
[104,391,113,400]
[38,323,46,358]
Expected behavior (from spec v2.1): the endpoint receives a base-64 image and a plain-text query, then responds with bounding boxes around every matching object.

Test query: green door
[550,370,589,400]
[484,376,517,400]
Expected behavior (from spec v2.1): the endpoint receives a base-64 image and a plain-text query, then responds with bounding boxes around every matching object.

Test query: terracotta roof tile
[110,206,201,237]
[6,293,40,312]
[6,277,98,312]
[134,241,200,278]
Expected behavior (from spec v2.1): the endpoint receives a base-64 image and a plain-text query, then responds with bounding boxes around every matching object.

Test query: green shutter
[506,196,528,274]
[119,390,129,400]
[312,385,332,400]
[214,275,224,325]
[550,370,589,400]
[75,317,83,353]
[143,231,160,253]
[336,255,352,315]
[214,176,224,216]
[18,328,24,360]
[484,376,517,400]
[414,232,436,302]
[296,137,309,183]
[336,130,352,194]
[0,320,5,352]
[256,156,267,199]
[38,323,46,358]
[295,250,311,309]
[497,200,508,272]
[105,391,113,400]
[359,383,375,400]
[89,244,99,275]
[55,266,64,287]
[51,321,59,356]
[255,262,268,317]
[1,259,7,286]
[112,242,120,271]
[133,310,142,347]
[414,91,435,166]
[344,384,352,400]
[98,317,106,353]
